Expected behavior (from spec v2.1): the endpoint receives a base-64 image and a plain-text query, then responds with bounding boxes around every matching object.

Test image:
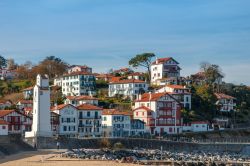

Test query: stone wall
[26,136,247,153]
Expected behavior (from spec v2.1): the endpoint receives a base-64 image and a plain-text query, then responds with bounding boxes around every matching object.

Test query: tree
[36,56,68,78]
[200,62,224,92]
[129,53,155,82]
[0,55,7,69]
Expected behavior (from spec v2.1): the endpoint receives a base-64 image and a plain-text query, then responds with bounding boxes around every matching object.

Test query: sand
[0,150,136,166]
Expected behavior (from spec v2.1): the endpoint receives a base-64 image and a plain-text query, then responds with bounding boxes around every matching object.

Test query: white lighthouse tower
[25,74,52,137]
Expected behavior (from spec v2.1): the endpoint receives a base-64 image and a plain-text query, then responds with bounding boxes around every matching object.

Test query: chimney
[149,92,152,101]
[138,94,142,100]
[156,58,159,64]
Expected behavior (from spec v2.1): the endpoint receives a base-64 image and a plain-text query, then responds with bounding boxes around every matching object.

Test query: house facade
[102,109,132,137]
[134,92,182,135]
[0,119,9,135]
[51,104,78,137]
[156,85,191,109]
[67,65,92,74]
[109,79,148,100]
[0,110,32,135]
[150,57,181,85]
[214,93,236,112]
[64,95,98,106]
[77,104,102,137]
[62,72,96,96]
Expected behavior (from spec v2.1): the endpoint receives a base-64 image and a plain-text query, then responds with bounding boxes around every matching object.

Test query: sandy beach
[0,150,136,166]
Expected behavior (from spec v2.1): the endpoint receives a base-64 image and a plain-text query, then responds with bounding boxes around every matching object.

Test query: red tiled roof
[110,77,122,82]
[24,107,32,111]
[128,72,144,76]
[63,71,94,77]
[0,119,9,125]
[77,104,102,110]
[66,95,98,101]
[0,110,15,117]
[133,106,153,112]
[102,109,132,116]
[214,93,235,100]
[152,57,179,65]
[136,92,166,102]
[22,86,34,91]
[165,85,187,89]
[51,104,76,111]
[17,100,33,104]
[0,100,12,104]
[110,79,146,84]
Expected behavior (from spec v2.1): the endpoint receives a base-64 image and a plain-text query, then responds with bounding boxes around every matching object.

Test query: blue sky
[0,0,250,85]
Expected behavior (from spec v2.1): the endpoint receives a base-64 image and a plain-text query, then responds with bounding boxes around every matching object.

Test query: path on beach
[0,149,136,166]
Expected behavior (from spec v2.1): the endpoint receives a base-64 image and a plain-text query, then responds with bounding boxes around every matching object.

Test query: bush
[99,138,111,149]
[113,142,124,150]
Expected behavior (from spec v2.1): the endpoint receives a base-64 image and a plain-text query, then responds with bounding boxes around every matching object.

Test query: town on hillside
[0,54,249,138]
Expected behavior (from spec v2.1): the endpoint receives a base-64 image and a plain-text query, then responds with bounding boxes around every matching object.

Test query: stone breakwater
[61,148,250,165]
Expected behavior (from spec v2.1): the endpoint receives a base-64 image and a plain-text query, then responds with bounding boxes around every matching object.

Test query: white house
[16,100,33,110]
[214,93,236,112]
[150,57,181,85]
[25,74,52,138]
[62,72,96,96]
[102,109,132,137]
[64,95,98,106]
[134,92,182,135]
[51,104,78,137]
[0,119,8,135]
[22,86,34,99]
[156,85,191,109]
[67,65,92,74]
[53,77,63,87]
[76,104,102,137]
[127,72,145,80]
[109,79,148,100]
[182,121,209,132]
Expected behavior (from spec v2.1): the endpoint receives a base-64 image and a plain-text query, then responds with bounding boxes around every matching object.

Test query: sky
[0,0,250,85]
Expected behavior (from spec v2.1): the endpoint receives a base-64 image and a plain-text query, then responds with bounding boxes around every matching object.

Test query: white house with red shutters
[133,92,182,135]
[109,79,149,100]
[150,57,181,85]
[0,110,32,135]
[156,85,191,109]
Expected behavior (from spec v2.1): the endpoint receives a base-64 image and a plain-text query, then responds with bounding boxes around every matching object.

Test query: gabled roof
[77,104,102,110]
[17,100,33,104]
[110,79,146,84]
[102,109,132,116]
[0,119,9,125]
[133,106,153,112]
[63,71,94,77]
[214,93,235,100]
[0,110,15,117]
[135,92,167,102]
[22,86,34,91]
[66,95,98,101]
[51,104,76,111]
[152,57,179,65]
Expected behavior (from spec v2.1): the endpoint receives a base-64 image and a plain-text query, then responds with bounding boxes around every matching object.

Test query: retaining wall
[24,136,249,153]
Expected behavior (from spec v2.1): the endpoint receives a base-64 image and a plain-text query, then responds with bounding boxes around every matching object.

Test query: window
[63,126,67,131]
[87,112,90,117]
[2,126,6,129]
[103,117,107,121]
